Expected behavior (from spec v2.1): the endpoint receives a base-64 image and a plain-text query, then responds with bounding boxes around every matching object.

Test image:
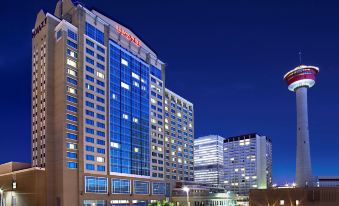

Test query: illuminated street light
[182,186,190,206]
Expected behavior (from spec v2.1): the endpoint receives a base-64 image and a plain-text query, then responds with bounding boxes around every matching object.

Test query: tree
[149,200,175,206]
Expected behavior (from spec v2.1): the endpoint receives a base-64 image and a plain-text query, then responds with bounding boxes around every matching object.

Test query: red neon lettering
[116,26,141,47]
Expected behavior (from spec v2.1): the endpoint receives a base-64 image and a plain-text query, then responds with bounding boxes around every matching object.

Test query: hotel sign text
[116,26,141,47]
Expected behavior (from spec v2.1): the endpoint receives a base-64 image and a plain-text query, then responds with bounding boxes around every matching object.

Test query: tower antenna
[299,51,302,65]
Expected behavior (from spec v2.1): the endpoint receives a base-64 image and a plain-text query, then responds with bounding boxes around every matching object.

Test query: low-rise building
[249,187,339,206]
[0,162,46,206]
[171,182,237,206]
[317,176,339,187]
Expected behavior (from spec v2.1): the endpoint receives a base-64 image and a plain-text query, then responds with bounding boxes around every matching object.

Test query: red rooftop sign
[116,26,141,47]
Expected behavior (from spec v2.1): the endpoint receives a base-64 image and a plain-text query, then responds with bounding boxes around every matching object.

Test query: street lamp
[182,186,190,206]
[0,188,3,206]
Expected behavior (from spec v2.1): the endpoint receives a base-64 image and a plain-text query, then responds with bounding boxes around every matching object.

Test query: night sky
[1,0,339,184]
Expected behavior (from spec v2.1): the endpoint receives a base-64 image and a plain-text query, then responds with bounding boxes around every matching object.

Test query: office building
[31,0,193,205]
[223,133,272,196]
[164,89,194,184]
[194,135,224,186]
[284,65,319,187]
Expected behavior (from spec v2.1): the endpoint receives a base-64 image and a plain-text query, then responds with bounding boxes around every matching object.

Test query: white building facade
[223,133,272,196]
[194,135,224,187]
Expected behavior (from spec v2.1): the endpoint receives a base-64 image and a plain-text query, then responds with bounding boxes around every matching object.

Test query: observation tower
[284,65,319,187]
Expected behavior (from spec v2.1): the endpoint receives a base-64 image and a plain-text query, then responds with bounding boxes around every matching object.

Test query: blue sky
[0,0,339,184]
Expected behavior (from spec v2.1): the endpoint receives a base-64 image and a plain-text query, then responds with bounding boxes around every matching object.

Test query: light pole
[0,188,3,206]
[182,186,190,206]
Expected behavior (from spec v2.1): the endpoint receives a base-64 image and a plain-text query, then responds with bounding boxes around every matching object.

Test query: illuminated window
[279,200,284,205]
[111,142,120,148]
[133,118,139,123]
[67,68,77,77]
[122,114,128,120]
[133,81,139,87]
[134,147,139,153]
[97,157,105,163]
[96,71,105,79]
[121,58,128,66]
[121,82,130,90]
[67,58,77,68]
[67,87,76,94]
[132,72,140,80]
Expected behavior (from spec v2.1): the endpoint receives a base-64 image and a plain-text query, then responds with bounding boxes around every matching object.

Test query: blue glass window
[86,155,94,161]
[96,105,105,112]
[97,54,105,62]
[86,57,94,65]
[97,139,105,145]
[86,164,95,170]
[97,62,105,70]
[97,80,105,87]
[86,39,94,47]
[97,148,105,154]
[97,165,105,171]
[97,114,105,120]
[66,132,77,140]
[97,45,105,54]
[68,30,77,41]
[96,88,105,95]
[152,182,165,195]
[86,146,94,152]
[86,137,94,143]
[67,123,77,131]
[86,48,94,56]
[86,128,94,134]
[85,23,104,45]
[85,176,108,193]
[66,114,77,122]
[67,152,77,159]
[67,105,77,112]
[86,119,94,125]
[150,66,162,80]
[97,131,105,137]
[134,181,149,195]
[86,110,94,117]
[86,101,94,108]
[86,66,94,74]
[86,75,94,82]
[97,122,105,128]
[96,97,105,103]
[67,77,77,86]
[67,40,77,49]
[86,92,94,99]
[112,179,130,194]
[67,162,78,169]
[86,83,94,91]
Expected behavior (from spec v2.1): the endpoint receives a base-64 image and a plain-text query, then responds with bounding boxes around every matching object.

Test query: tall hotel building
[223,133,272,196]
[194,135,224,187]
[31,0,194,205]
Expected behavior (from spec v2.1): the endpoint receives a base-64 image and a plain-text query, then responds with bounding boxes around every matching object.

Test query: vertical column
[295,87,312,187]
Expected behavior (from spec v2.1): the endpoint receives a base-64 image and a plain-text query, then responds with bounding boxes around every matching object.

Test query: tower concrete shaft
[295,87,312,187]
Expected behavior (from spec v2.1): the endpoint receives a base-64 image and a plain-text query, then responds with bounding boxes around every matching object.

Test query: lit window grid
[223,136,272,196]
[150,77,165,179]
[65,32,80,168]
[83,35,107,173]
[108,41,150,176]
[164,91,194,181]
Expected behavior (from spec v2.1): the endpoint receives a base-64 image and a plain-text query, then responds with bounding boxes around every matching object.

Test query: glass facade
[134,181,149,195]
[112,179,130,194]
[109,40,150,176]
[85,176,108,194]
